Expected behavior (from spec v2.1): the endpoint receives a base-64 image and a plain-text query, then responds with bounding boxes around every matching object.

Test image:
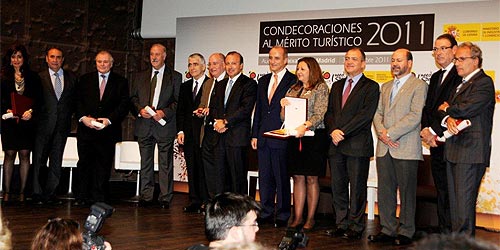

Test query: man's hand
[82,116,96,129]
[378,129,399,148]
[139,108,152,118]
[214,119,227,133]
[420,128,438,147]
[177,133,185,145]
[95,118,110,130]
[438,101,449,112]
[330,129,345,146]
[153,109,165,121]
[446,117,460,135]
[251,138,257,150]
[193,108,205,117]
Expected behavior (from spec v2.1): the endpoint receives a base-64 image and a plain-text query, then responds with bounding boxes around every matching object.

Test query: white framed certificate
[264,97,314,138]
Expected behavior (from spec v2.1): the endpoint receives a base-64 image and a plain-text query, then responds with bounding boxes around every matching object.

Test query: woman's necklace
[15,76,25,93]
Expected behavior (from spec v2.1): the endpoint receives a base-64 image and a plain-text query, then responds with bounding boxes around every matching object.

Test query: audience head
[188,53,206,80]
[150,43,167,70]
[225,51,244,78]
[412,233,500,250]
[294,57,324,90]
[45,47,64,73]
[95,51,114,74]
[208,53,226,79]
[1,43,30,77]
[268,46,288,74]
[391,48,413,78]
[455,42,482,77]
[433,33,458,68]
[205,192,261,247]
[0,209,12,250]
[31,218,82,250]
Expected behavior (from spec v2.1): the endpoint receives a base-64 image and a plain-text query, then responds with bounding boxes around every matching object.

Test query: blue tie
[390,79,400,104]
[224,79,234,107]
[54,72,63,100]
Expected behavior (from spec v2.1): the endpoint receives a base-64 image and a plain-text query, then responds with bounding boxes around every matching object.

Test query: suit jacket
[210,74,257,147]
[252,70,296,149]
[130,67,182,140]
[176,75,209,146]
[325,74,380,157]
[422,66,461,136]
[76,71,129,142]
[36,69,77,136]
[373,74,428,160]
[442,69,495,165]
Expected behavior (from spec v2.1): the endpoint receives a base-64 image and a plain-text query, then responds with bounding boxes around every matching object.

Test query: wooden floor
[2,183,499,250]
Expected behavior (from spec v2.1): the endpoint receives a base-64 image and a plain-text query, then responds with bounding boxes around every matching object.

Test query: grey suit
[32,69,77,200]
[372,74,427,238]
[441,69,494,235]
[130,67,181,203]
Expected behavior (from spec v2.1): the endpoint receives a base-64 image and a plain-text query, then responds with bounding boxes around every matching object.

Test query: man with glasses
[188,192,261,249]
[438,42,495,236]
[420,34,462,233]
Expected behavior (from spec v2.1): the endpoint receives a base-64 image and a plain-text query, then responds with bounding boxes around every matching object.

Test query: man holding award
[438,42,495,236]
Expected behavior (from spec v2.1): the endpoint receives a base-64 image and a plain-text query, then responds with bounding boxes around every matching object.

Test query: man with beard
[370,48,427,246]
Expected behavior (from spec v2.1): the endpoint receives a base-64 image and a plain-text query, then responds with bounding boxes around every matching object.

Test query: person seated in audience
[0,209,12,250]
[31,218,112,250]
[188,192,261,250]
[412,233,499,250]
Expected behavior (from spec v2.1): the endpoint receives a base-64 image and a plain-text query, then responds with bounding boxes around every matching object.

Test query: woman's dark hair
[1,44,31,79]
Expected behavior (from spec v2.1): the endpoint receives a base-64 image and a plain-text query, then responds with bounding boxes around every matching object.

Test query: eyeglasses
[237,221,259,227]
[432,46,453,52]
[454,56,476,62]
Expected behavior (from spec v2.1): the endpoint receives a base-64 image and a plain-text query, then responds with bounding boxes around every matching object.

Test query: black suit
[75,71,129,202]
[251,70,296,221]
[32,69,77,200]
[441,69,495,235]
[177,76,210,206]
[130,67,182,203]
[421,65,461,232]
[210,74,257,194]
[324,74,379,233]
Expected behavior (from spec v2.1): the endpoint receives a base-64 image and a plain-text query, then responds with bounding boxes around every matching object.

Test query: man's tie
[390,79,400,104]
[341,78,353,108]
[99,74,106,100]
[268,74,278,104]
[456,79,466,93]
[437,69,446,85]
[54,72,62,100]
[224,79,234,107]
[149,70,159,105]
[193,80,199,101]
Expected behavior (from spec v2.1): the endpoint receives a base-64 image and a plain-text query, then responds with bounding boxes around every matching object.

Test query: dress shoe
[183,204,201,213]
[368,232,395,243]
[303,219,315,232]
[274,219,288,228]
[342,229,362,239]
[326,227,347,237]
[393,235,413,246]
[159,201,170,209]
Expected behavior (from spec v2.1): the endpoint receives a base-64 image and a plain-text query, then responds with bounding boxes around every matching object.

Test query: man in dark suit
[438,42,495,236]
[197,53,227,198]
[74,51,129,205]
[324,47,380,239]
[211,51,257,195]
[251,46,296,228]
[177,53,210,213]
[32,47,77,204]
[420,34,461,233]
[130,44,182,208]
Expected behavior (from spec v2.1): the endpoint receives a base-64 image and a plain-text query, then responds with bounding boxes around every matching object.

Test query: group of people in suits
[1,35,494,245]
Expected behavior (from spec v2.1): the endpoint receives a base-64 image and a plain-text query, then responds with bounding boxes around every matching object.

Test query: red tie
[342,78,353,108]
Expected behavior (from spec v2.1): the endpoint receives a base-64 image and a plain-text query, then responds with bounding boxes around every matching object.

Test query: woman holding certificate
[1,44,41,202]
[280,57,329,230]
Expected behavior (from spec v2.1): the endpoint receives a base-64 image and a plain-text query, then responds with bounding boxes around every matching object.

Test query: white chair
[114,141,158,201]
[59,137,79,199]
